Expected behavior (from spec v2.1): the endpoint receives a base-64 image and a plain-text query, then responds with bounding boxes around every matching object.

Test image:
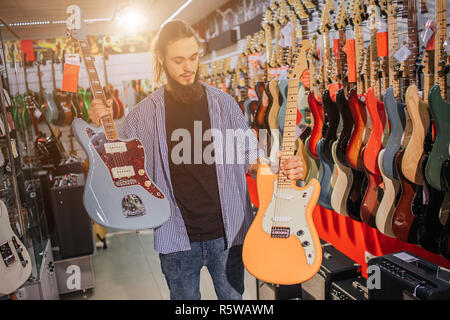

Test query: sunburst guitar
[243,39,322,285]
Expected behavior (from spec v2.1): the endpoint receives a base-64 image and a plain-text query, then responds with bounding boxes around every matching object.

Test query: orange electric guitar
[242,40,322,285]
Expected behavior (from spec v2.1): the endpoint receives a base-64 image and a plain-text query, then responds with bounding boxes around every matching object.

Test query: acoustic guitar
[242,39,322,285]
[68,8,170,230]
[0,199,32,295]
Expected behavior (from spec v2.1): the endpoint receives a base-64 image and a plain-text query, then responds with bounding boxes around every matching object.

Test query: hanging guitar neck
[77,40,118,141]
[435,0,448,99]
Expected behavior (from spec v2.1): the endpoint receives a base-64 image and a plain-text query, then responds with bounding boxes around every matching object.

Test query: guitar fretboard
[435,0,447,99]
[369,29,381,99]
[78,39,118,141]
[407,0,419,86]
[355,24,365,95]
[278,79,298,188]
[388,2,401,100]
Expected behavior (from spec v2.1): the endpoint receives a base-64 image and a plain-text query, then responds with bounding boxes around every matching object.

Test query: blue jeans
[159,237,244,300]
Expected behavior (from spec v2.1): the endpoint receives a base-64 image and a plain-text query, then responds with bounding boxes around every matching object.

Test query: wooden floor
[61,230,258,300]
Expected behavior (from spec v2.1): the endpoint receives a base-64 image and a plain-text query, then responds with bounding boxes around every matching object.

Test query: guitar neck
[423,50,435,99]
[78,40,118,140]
[388,3,401,100]
[322,33,331,89]
[407,0,419,85]
[369,29,381,99]
[355,24,365,95]
[337,29,347,91]
[435,0,447,99]
[279,78,298,188]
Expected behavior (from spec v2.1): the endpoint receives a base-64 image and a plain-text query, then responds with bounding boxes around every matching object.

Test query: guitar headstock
[367,0,381,31]
[244,35,253,56]
[291,0,308,21]
[350,0,367,26]
[288,39,312,80]
[66,5,87,41]
[334,0,350,30]
[277,0,289,27]
[318,0,334,35]
[261,5,273,33]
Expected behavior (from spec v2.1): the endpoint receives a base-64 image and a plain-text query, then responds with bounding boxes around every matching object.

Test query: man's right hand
[89,98,114,126]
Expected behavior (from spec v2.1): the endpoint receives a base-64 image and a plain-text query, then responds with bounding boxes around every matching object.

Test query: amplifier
[257,281,301,300]
[301,243,360,300]
[330,276,368,300]
[49,174,93,260]
[368,251,450,300]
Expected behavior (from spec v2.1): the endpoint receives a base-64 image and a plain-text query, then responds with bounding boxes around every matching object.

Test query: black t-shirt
[164,88,224,242]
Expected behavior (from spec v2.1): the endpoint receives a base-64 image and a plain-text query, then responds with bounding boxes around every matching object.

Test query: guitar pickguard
[86,128,164,199]
[262,180,316,265]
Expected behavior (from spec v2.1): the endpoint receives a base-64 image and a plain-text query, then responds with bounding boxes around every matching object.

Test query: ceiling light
[161,0,193,27]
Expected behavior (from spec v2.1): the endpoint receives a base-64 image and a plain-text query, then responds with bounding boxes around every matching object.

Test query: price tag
[422,19,435,51]
[393,45,411,63]
[34,108,43,119]
[62,54,80,93]
[343,39,356,83]
[377,32,388,57]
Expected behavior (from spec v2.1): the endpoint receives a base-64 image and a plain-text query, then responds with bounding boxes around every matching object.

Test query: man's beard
[164,64,204,104]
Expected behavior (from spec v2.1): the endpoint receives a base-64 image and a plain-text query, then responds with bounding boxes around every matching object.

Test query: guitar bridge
[271,226,290,238]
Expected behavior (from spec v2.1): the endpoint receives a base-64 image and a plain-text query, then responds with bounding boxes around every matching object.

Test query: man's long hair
[152,20,203,86]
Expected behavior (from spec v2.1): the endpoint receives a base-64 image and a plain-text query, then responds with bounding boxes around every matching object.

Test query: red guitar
[360,4,387,228]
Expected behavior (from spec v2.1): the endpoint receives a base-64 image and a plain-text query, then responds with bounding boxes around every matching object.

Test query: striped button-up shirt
[119,83,259,254]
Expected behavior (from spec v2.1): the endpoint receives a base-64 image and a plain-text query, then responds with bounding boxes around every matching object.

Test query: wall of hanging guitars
[202,0,450,267]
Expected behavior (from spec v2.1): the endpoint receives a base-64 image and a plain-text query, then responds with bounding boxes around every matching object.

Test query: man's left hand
[280,155,305,180]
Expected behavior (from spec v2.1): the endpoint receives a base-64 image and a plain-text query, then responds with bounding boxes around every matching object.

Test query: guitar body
[346,89,367,170]
[244,99,258,127]
[72,118,170,229]
[114,88,125,119]
[307,91,324,160]
[391,150,419,244]
[416,154,445,253]
[402,85,430,185]
[317,139,334,210]
[376,149,400,237]
[253,82,268,135]
[331,141,352,216]
[360,88,386,227]
[242,163,322,285]
[331,89,354,216]
[425,85,450,191]
[304,137,320,181]
[12,95,24,130]
[321,90,340,164]
[381,88,406,180]
[277,80,290,134]
[43,92,59,123]
[0,200,32,295]
[78,88,92,122]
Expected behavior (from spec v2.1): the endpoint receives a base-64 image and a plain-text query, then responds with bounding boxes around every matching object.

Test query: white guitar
[0,199,32,295]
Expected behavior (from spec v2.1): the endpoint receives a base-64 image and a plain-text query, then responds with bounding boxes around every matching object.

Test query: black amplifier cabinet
[368,251,450,300]
[49,174,93,260]
[330,276,368,300]
[301,243,360,300]
[257,281,301,300]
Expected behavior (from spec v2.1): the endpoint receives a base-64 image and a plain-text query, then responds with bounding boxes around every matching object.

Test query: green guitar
[78,87,91,122]
[426,85,450,191]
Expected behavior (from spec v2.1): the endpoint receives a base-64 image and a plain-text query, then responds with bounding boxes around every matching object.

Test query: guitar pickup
[271,226,290,238]
[104,142,127,154]
[1,241,16,267]
[111,166,136,179]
